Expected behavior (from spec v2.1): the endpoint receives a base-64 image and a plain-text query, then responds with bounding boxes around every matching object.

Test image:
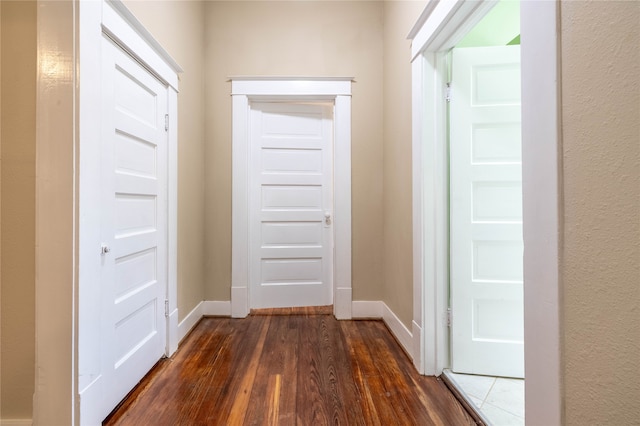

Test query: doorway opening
[230,78,353,319]
[443,2,525,424]
[407,0,565,423]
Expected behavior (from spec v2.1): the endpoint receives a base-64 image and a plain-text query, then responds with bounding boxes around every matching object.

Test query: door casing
[230,78,353,319]
[409,1,562,425]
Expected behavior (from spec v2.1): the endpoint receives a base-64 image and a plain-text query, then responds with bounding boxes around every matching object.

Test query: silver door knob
[101,244,111,255]
[324,212,332,226]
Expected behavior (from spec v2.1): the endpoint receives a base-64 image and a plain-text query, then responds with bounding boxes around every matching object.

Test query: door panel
[250,103,333,308]
[101,36,168,414]
[450,45,524,378]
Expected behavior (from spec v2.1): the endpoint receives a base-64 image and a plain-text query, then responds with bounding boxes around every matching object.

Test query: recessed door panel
[262,185,323,210]
[115,131,157,178]
[250,103,333,308]
[261,148,323,173]
[114,248,157,299]
[261,258,323,285]
[262,111,324,136]
[472,181,523,221]
[472,123,521,163]
[261,222,323,247]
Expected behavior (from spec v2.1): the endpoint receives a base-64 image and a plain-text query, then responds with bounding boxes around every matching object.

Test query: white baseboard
[1,420,32,426]
[178,301,233,343]
[352,300,414,362]
[352,300,383,318]
[202,300,231,316]
[178,301,204,343]
[178,299,414,365]
[381,303,414,361]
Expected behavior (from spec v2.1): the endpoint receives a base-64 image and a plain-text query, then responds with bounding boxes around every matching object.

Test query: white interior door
[450,45,524,378]
[101,35,168,414]
[249,102,333,309]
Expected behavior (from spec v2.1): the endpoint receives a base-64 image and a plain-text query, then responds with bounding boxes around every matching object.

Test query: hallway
[104,310,475,425]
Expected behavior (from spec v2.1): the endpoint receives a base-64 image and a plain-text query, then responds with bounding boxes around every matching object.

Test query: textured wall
[0,1,36,419]
[382,0,426,328]
[122,1,206,322]
[560,1,640,424]
[203,1,385,302]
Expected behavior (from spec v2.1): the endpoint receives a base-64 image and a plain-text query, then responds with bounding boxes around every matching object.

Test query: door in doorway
[101,36,169,413]
[450,45,524,378]
[249,102,333,309]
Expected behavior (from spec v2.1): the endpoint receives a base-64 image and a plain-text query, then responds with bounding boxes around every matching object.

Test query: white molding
[411,55,426,374]
[351,301,383,319]
[202,301,232,317]
[178,302,203,343]
[412,50,450,377]
[351,301,415,362]
[167,307,179,355]
[382,304,414,361]
[231,78,352,97]
[103,0,182,89]
[410,0,496,60]
[231,92,250,319]
[231,78,352,319]
[407,0,440,41]
[410,1,562,424]
[0,420,33,426]
[178,301,233,343]
[333,94,352,320]
[166,86,179,357]
[521,1,562,425]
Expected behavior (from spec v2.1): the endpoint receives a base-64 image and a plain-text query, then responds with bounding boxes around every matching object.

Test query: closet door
[100,34,169,414]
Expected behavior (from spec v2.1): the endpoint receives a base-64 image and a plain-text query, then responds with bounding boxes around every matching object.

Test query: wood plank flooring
[104,310,476,426]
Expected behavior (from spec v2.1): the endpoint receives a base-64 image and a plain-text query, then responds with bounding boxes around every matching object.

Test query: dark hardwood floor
[104,308,476,425]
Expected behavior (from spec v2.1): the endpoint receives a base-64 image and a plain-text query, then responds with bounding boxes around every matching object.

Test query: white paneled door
[101,36,168,413]
[249,103,333,309]
[450,45,524,378]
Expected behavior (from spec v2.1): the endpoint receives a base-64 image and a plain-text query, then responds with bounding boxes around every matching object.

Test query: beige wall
[560,1,640,424]
[0,1,36,420]
[204,1,386,301]
[382,0,426,327]
[122,1,206,322]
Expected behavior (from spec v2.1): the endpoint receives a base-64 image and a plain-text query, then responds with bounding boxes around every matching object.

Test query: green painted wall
[457,0,520,47]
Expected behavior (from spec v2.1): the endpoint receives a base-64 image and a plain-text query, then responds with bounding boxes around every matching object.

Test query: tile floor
[447,371,524,426]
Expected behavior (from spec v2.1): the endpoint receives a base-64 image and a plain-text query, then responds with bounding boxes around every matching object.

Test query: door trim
[409,1,562,424]
[231,78,353,319]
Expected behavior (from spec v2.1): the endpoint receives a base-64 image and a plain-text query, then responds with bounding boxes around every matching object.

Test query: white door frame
[409,1,562,425]
[75,0,181,423]
[231,78,353,319]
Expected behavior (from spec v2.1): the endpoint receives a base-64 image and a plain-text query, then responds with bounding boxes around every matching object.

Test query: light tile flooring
[447,371,524,426]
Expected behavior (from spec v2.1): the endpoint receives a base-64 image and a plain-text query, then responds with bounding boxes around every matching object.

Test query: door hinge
[164,114,169,131]
[164,299,169,317]
[445,83,452,103]
[446,308,452,327]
